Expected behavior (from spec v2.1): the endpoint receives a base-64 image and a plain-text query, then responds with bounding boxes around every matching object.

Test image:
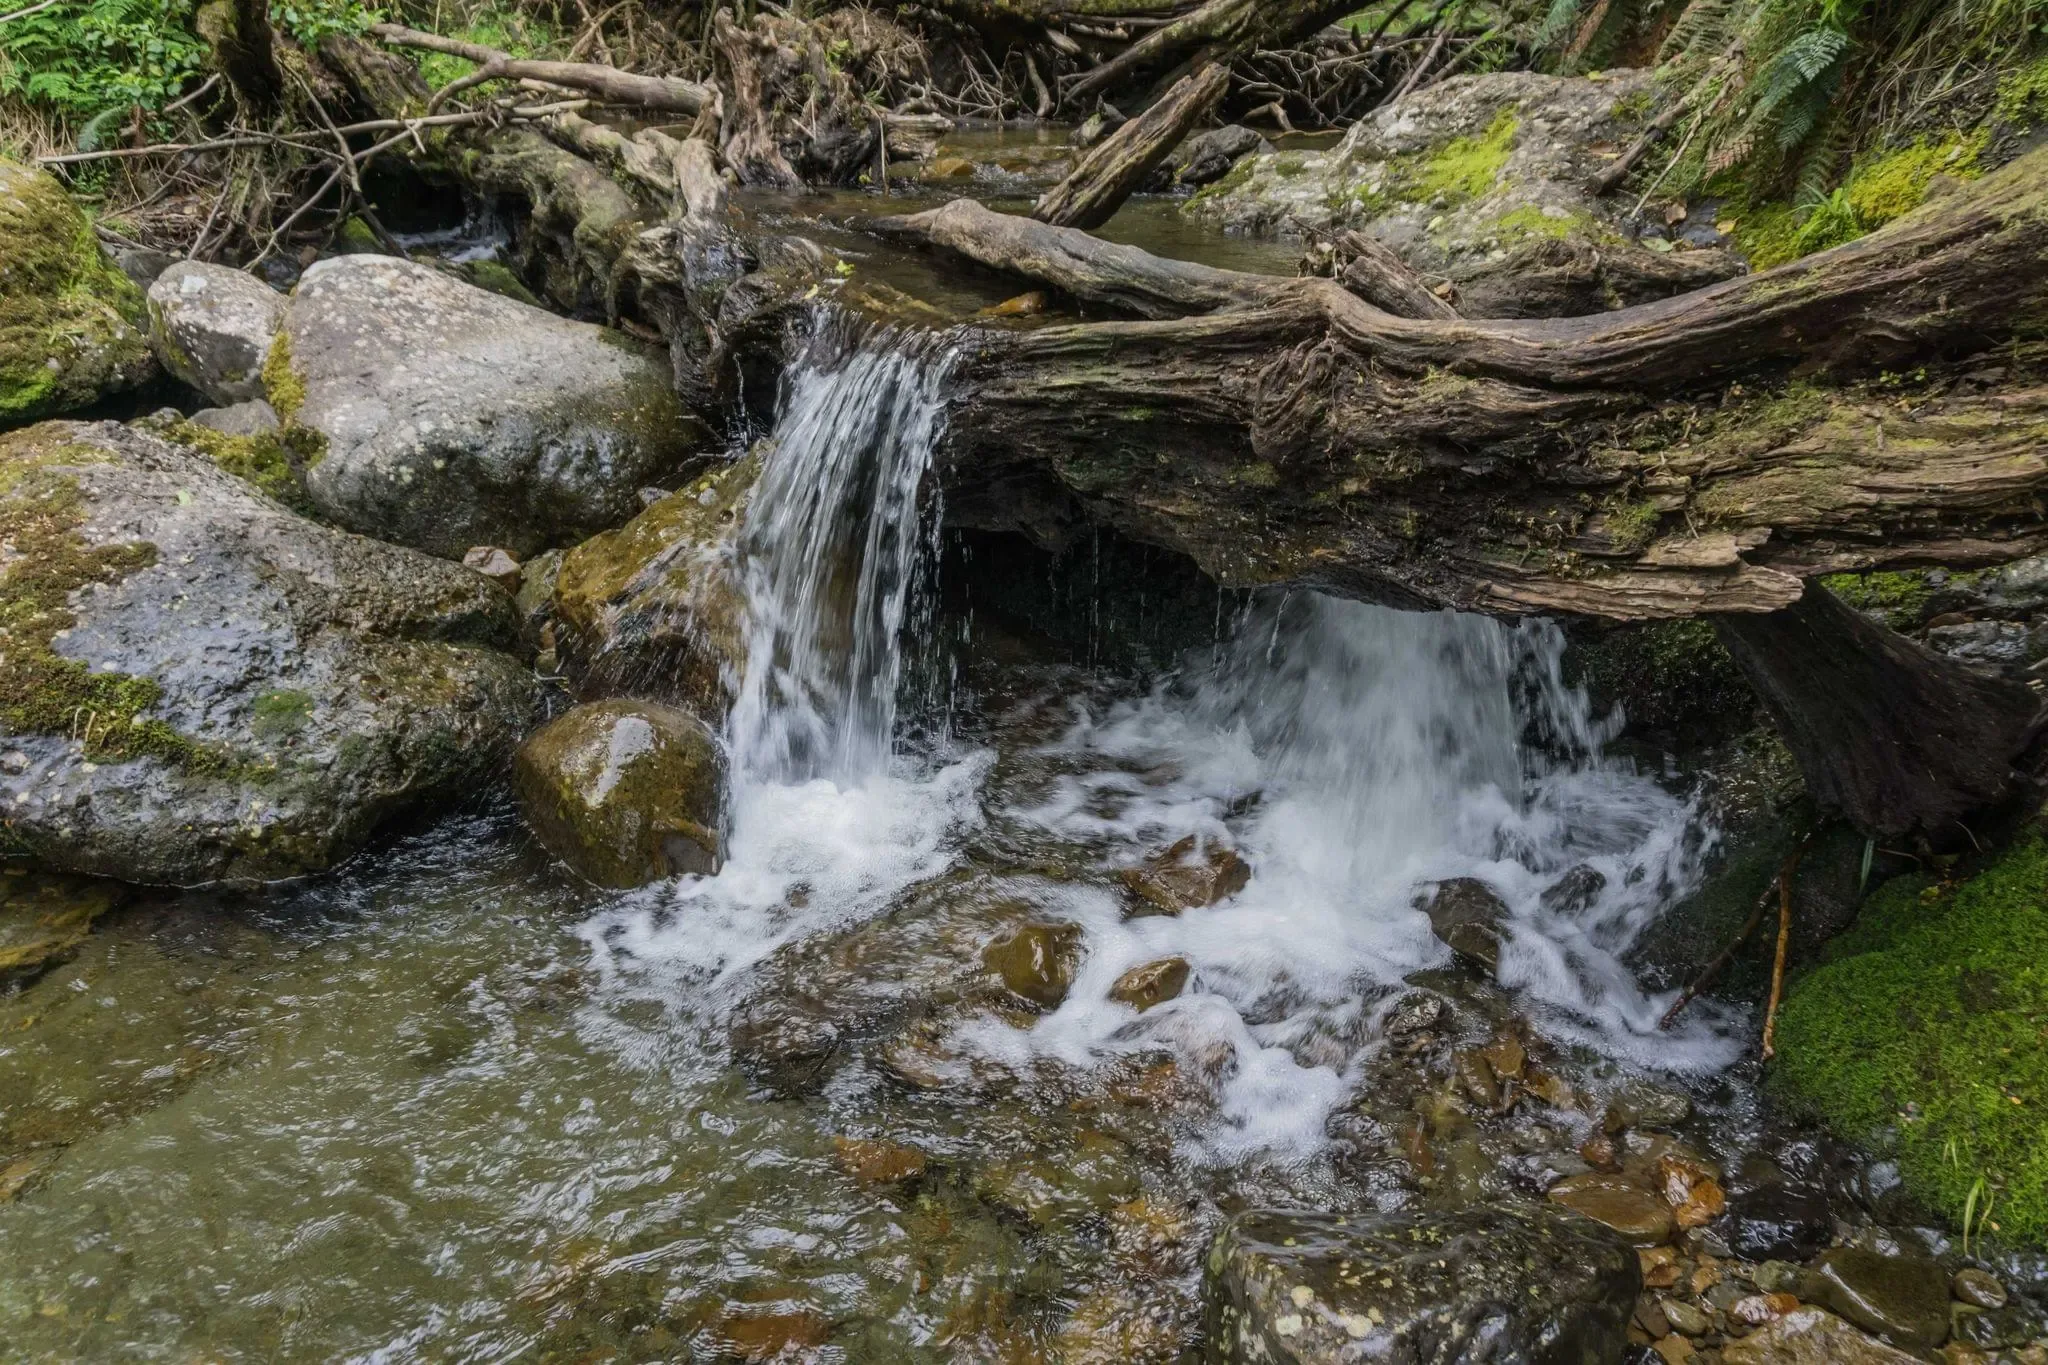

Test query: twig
[163,72,223,115]
[0,0,57,23]
[1662,825,1818,1030]
[1760,834,1813,1059]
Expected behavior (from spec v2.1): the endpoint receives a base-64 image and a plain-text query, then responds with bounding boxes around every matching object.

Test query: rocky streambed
[3,78,2048,1365]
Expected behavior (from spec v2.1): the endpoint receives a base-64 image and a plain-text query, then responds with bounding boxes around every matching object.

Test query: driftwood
[1717,582,2042,840]
[873,160,2048,623]
[1033,62,1229,228]
[369,22,713,115]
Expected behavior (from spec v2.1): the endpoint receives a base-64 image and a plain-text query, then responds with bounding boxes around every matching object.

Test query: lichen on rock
[0,159,155,423]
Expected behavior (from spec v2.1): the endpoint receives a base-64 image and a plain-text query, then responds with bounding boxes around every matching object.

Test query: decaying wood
[1717,582,2042,841]
[1323,230,1459,321]
[880,146,2048,622]
[370,22,713,115]
[1032,61,1228,229]
[1064,0,1358,106]
[195,0,284,111]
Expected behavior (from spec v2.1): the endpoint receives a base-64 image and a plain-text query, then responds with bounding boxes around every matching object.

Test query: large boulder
[0,160,155,423]
[146,261,285,405]
[1184,71,1742,317]
[512,698,725,888]
[1202,1203,1637,1364]
[550,453,756,712]
[0,420,541,886]
[274,255,709,559]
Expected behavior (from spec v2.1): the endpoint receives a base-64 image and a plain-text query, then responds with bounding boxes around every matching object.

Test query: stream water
[0,321,1770,1361]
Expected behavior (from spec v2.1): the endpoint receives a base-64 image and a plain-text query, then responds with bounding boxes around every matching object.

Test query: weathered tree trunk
[1032,62,1229,229]
[1064,0,1358,105]
[713,9,802,189]
[1715,581,2042,840]
[875,154,2048,620]
[370,23,713,115]
[196,0,284,112]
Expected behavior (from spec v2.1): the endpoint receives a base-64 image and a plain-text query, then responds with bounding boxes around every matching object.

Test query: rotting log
[1715,580,2043,841]
[874,152,2048,622]
[1033,61,1228,229]
[1063,0,1361,106]
[370,23,713,115]
[196,0,284,111]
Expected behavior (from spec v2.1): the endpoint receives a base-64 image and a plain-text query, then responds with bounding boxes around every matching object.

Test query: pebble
[1549,1173,1676,1246]
[1951,1269,2007,1310]
[1801,1246,1952,1353]
[1664,1300,1712,1336]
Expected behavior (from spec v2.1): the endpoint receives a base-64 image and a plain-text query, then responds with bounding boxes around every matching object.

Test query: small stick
[1661,825,1818,1030]
[1761,836,1808,1059]
[0,0,57,22]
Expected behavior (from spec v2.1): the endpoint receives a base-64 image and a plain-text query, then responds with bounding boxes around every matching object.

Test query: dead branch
[370,22,712,115]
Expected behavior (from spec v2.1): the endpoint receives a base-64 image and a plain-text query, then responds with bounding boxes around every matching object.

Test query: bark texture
[1715,581,2042,839]
[1033,62,1229,228]
[371,23,713,114]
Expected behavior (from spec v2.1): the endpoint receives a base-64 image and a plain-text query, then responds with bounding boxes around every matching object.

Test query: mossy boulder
[0,420,541,887]
[1185,71,1742,317]
[281,254,711,559]
[0,159,155,424]
[145,261,285,405]
[551,454,756,713]
[1773,820,2048,1246]
[512,698,725,888]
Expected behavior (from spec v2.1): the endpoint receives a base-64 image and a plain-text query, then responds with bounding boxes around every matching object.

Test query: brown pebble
[833,1136,927,1186]
[1108,957,1190,1012]
[1952,1268,2008,1310]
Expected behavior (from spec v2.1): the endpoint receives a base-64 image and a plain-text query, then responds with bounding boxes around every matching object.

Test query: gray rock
[188,399,281,437]
[1424,876,1508,973]
[1925,618,2045,674]
[0,420,541,887]
[1540,862,1607,914]
[1799,1247,1952,1352]
[282,255,709,559]
[1185,71,1742,317]
[1203,1202,1638,1364]
[146,261,286,404]
[112,246,177,290]
[1177,125,1270,187]
[1978,553,2048,614]
[512,699,726,889]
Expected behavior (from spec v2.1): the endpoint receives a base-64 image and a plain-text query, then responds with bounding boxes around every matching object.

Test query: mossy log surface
[881,148,2048,622]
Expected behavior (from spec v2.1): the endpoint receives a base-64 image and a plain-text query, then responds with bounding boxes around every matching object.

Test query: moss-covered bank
[1773,820,2048,1245]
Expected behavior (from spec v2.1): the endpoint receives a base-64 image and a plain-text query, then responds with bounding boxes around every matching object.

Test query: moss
[1820,570,1937,629]
[1846,134,1985,228]
[1994,53,2048,129]
[1273,154,1309,179]
[1730,201,1805,270]
[260,330,307,422]
[415,10,558,91]
[1600,496,1663,552]
[0,159,152,422]
[1774,825,2048,1246]
[1490,203,1585,243]
[332,216,381,255]
[458,259,541,308]
[1610,88,1653,124]
[1186,152,1262,207]
[162,420,310,511]
[1402,108,1518,207]
[250,688,314,738]
[0,431,233,774]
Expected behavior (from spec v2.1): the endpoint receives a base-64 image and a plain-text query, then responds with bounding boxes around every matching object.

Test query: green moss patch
[1731,134,1983,269]
[0,430,231,773]
[162,419,311,511]
[1402,108,1519,206]
[1774,826,2048,1246]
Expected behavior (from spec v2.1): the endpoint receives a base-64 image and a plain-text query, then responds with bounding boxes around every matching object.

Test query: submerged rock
[982,920,1083,1009]
[1186,71,1742,317]
[1121,836,1251,916]
[1424,876,1509,974]
[0,420,540,886]
[550,456,756,713]
[145,261,284,405]
[1547,1172,1676,1246]
[0,867,126,980]
[1203,1203,1637,1364]
[279,255,708,559]
[1110,956,1191,1011]
[1798,1247,1951,1352]
[1719,1307,1923,1365]
[0,159,155,423]
[513,699,726,889]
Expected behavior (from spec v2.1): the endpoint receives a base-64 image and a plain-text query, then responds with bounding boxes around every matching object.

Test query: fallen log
[369,22,713,115]
[882,149,2048,622]
[1064,0,1360,106]
[1033,61,1228,228]
[1715,581,2042,840]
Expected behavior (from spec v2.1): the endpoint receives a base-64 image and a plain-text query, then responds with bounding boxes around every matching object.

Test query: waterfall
[727,319,957,788]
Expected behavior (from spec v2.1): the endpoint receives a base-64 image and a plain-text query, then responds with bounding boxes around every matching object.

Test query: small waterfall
[727,319,957,788]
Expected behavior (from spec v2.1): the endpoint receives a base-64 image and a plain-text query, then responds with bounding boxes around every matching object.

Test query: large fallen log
[1033,62,1228,228]
[370,23,714,115]
[879,159,2048,623]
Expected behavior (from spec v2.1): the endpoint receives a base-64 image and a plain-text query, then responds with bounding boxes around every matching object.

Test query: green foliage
[1774,826,2048,1246]
[1730,133,1984,266]
[412,7,555,89]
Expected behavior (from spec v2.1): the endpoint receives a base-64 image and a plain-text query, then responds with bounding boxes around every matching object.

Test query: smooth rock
[1424,876,1509,973]
[1121,835,1251,916]
[1800,1246,1952,1352]
[284,255,707,559]
[1175,124,1269,187]
[0,868,126,980]
[1725,1181,1834,1262]
[833,1136,927,1186]
[1,159,155,422]
[513,699,726,889]
[1548,1173,1677,1246]
[1541,862,1608,914]
[1953,1269,2008,1311]
[1720,1307,1923,1365]
[550,455,755,715]
[729,997,842,1096]
[188,399,281,438]
[1664,1299,1711,1336]
[146,261,285,405]
[0,420,539,886]
[977,1132,1140,1229]
[983,921,1083,1009]
[1607,1080,1694,1130]
[1203,1202,1638,1364]
[1109,956,1190,1011]
[463,546,523,591]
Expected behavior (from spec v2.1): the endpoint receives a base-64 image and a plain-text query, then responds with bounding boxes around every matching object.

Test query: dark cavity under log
[1715,581,2043,841]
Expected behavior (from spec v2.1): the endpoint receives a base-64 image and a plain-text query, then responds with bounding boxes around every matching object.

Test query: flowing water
[0,320,1768,1361]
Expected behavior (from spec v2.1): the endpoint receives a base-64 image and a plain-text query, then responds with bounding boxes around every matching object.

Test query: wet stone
[1606,1080,1693,1131]
[1423,877,1509,974]
[982,921,1083,1009]
[1664,1299,1711,1336]
[1720,1307,1923,1365]
[0,869,126,981]
[1953,1269,2009,1311]
[1121,836,1251,916]
[1950,1301,2048,1351]
[1385,991,1445,1036]
[1548,1173,1677,1247]
[1726,1181,1833,1262]
[1203,1203,1638,1365]
[1109,956,1190,1012]
[1541,862,1608,915]
[833,1136,927,1187]
[1799,1246,1952,1353]
[728,997,842,1097]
